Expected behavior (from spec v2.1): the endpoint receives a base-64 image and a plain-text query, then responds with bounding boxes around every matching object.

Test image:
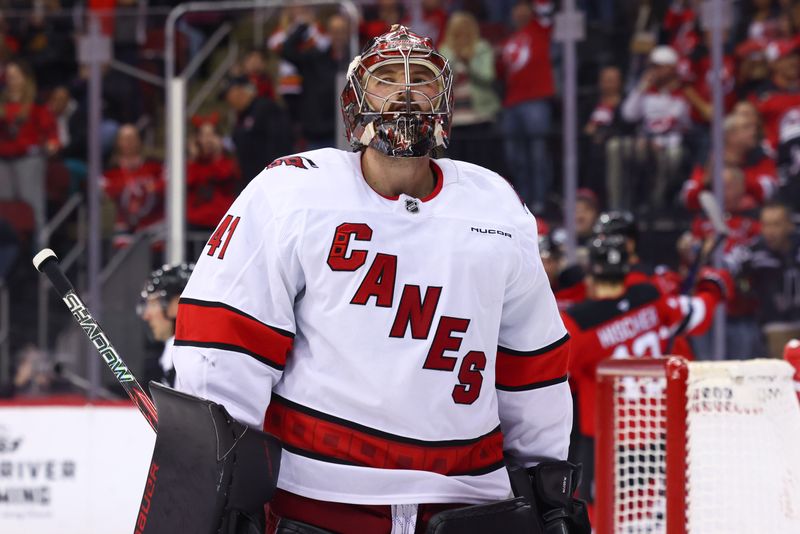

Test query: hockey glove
[527,461,591,534]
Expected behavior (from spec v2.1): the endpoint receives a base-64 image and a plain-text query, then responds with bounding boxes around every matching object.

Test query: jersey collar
[358,153,445,203]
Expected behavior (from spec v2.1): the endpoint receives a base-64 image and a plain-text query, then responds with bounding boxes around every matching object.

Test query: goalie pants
[265,489,467,534]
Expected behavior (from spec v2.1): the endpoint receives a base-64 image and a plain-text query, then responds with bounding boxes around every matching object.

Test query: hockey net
[596,357,800,534]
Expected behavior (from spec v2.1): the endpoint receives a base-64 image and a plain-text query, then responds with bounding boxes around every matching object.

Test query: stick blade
[698,191,729,236]
[32,248,58,272]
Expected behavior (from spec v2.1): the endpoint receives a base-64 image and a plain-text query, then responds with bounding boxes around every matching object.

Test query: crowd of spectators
[2,0,800,396]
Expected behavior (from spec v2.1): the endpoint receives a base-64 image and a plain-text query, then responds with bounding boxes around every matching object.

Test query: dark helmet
[539,227,567,259]
[340,24,453,158]
[138,263,194,316]
[588,234,630,279]
[592,211,638,241]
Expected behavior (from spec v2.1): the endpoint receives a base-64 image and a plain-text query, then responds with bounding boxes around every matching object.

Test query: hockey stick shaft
[666,192,730,352]
[32,249,158,432]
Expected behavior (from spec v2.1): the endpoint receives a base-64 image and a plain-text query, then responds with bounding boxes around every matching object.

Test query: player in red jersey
[562,234,730,514]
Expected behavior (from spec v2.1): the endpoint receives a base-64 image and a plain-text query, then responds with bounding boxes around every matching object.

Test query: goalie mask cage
[596,357,800,534]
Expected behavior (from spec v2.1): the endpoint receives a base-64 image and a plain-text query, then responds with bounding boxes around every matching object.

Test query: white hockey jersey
[173,148,571,505]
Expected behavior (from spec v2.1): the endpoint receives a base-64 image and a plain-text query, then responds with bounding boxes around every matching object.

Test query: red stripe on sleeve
[496,335,570,390]
[175,299,293,369]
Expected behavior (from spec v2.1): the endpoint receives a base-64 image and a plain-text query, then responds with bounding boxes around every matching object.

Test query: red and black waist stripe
[265,394,505,477]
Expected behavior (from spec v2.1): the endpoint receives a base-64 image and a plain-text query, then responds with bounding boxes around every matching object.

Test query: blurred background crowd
[0,0,799,398]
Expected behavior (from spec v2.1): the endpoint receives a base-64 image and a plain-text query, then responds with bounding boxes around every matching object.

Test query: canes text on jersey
[327,222,485,405]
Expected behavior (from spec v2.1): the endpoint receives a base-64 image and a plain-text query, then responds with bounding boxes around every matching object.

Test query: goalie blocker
[135,382,282,534]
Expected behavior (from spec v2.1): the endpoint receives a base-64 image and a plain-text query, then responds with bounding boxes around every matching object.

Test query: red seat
[0,200,35,242]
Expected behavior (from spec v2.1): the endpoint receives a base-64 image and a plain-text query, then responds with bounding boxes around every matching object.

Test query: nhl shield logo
[405,198,420,213]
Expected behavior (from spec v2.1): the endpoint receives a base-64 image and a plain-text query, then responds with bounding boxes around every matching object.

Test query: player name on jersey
[596,305,660,349]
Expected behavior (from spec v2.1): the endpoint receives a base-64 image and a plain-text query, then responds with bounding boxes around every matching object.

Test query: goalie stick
[666,191,729,352]
[32,248,158,432]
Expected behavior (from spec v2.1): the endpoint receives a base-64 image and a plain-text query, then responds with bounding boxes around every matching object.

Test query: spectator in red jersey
[754,39,800,150]
[497,0,556,213]
[680,28,738,164]
[360,0,404,44]
[584,65,628,206]
[735,39,771,99]
[240,48,276,101]
[419,0,448,46]
[439,11,500,169]
[101,124,164,249]
[0,60,59,235]
[563,234,728,515]
[754,39,800,205]
[681,112,778,211]
[662,0,700,58]
[689,165,764,358]
[620,45,691,210]
[733,99,773,156]
[690,165,761,254]
[186,115,239,231]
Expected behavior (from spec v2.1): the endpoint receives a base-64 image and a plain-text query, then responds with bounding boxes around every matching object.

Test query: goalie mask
[341,25,453,158]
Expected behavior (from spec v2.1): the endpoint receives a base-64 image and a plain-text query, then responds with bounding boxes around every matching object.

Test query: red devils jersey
[691,213,760,254]
[681,158,778,211]
[0,101,59,157]
[562,283,718,436]
[186,154,239,228]
[101,159,164,246]
[682,54,737,124]
[173,148,571,505]
[754,82,800,151]
[498,14,555,106]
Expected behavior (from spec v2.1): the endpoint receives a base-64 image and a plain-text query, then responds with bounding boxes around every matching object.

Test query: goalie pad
[134,382,282,534]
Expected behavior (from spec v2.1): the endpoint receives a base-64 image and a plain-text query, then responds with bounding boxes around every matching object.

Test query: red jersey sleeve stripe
[265,395,505,476]
[496,333,570,391]
[175,298,293,370]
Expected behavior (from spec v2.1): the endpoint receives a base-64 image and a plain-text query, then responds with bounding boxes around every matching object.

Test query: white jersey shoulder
[246,148,363,213]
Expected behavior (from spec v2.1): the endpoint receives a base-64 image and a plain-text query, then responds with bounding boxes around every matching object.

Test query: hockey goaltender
[133,25,591,534]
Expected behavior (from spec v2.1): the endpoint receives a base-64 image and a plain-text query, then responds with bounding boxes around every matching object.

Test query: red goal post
[596,356,800,534]
[596,357,688,534]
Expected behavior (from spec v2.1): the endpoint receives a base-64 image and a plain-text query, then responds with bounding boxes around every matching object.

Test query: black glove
[527,461,591,534]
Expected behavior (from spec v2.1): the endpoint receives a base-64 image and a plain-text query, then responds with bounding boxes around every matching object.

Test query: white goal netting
[685,360,800,534]
[605,359,800,534]
[612,374,669,533]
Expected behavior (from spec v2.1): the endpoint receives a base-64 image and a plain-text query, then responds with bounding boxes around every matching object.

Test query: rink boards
[0,398,155,534]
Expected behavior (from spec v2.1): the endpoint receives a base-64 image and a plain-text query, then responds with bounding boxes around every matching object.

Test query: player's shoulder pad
[625,282,662,304]
[565,283,661,330]
[446,158,533,234]
[448,158,526,207]
[247,147,346,205]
